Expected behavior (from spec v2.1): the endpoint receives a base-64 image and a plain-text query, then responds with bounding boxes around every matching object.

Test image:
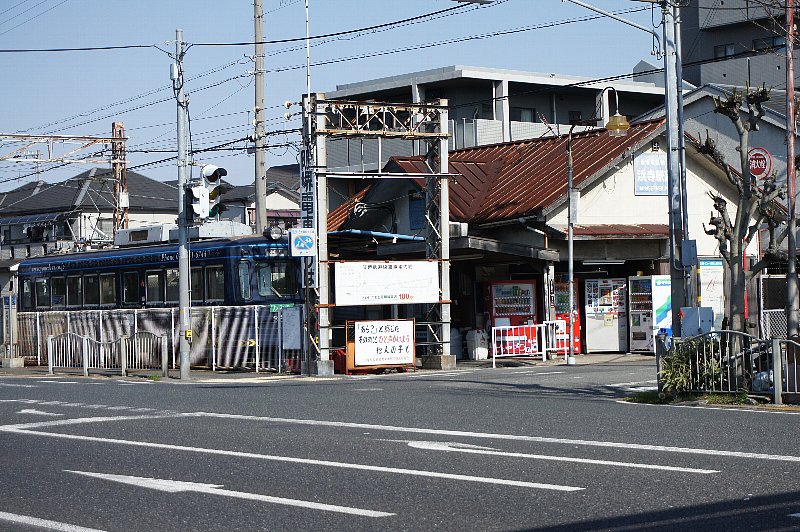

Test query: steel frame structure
[302,95,452,372]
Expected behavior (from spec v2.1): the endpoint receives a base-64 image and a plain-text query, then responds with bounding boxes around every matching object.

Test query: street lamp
[566,87,629,365]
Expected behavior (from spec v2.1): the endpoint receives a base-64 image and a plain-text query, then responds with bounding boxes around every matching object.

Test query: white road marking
[789,513,800,518]
[184,412,800,463]
[40,381,80,384]
[0,416,582,492]
[352,388,384,392]
[0,510,105,531]
[608,380,658,388]
[67,470,395,518]
[409,372,465,378]
[405,440,718,474]
[618,401,800,416]
[0,382,37,388]
[510,371,565,376]
[118,382,152,386]
[17,409,64,417]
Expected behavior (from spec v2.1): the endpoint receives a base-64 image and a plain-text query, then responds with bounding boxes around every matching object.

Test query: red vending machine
[554,274,581,354]
[488,280,538,327]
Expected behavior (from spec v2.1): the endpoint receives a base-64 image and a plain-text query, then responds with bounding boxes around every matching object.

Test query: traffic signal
[201,164,228,218]
[186,183,209,221]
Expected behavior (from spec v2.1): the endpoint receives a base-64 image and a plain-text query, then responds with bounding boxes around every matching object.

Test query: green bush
[660,336,723,395]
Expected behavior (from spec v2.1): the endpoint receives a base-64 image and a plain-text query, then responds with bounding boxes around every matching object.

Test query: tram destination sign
[335,261,439,306]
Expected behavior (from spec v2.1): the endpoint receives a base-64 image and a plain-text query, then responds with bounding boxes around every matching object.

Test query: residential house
[326,119,752,353]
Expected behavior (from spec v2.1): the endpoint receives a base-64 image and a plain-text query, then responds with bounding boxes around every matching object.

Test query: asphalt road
[1,360,799,531]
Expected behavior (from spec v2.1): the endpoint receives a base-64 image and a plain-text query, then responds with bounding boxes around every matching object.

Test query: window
[753,36,785,51]
[51,277,66,307]
[67,276,82,307]
[238,262,252,300]
[100,273,116,305]
[256,262,297,298]
[122,272,139,305]
[191,267,203,303]
[146,271,164,303]
[568,111,583,125]
[206,266,225,301]
[84,275,100,306]
[21,279,33,310]
[166,268,179,303]
[35,278,50,308]
[408,191,425,231]
[714,43,735,58]
[510,107,536,123]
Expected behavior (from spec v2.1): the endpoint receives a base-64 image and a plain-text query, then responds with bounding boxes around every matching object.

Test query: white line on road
[184,412,800,463]
[0,510,106,531]
[405,440,718,474]
[608,380,658,387]
[618,401,800,416]
[66,470,395,518]
[0,382,37,388]
[510,371,565,376]
[789,513,800,518]
[17,409,64,417]
[0,416,582,492]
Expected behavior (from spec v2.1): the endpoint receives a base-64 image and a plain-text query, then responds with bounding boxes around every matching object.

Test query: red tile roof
[328,119,666,230]
[571,224,669,238]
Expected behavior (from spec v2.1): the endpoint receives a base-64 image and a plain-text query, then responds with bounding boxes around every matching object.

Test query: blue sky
[0,0,661,192]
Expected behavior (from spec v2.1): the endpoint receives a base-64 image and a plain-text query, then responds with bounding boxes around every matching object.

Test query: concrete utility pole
[253,0,268,236]
[661,2,687,336]
[173,29,192,380]
[787,0,799,338]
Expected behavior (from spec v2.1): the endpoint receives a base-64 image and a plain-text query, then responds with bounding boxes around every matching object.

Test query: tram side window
[122,272,139,305]
[67,276,82,307]
[35,278,50,308]
[256,262,296,297]
[84,275,100,306]
[166,269,179,303]
[191,267,203,303]
[51,276,66,307]
[206,266,225,302]
[146,271,164,303]
[100,273,116,305]
[238,262,251,300]
[21,279,33,310]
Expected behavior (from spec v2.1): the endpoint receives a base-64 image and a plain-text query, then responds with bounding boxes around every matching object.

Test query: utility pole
[661,2,686,336]
[787,0,798,338]
[173,29,192,380]
[253,0,268,236]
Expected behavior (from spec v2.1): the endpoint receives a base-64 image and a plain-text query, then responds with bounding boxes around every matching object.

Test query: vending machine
[488,280,538,355]
[628,275,671,352]
[554,274,581,354]
[489,280,537,326]
[584,278,628,352]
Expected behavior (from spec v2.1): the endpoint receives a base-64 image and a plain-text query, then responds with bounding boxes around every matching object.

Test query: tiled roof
[0,168,179,215]
[571,224,669,238]
[387,119,666,224]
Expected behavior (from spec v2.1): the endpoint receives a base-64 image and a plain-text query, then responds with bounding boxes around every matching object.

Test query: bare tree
[701,85,786,333]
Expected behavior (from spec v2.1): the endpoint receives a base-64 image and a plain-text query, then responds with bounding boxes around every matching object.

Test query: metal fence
[658,330,798,403]
[490,320,566,368]
[19,305,303,372]
[48,331,168,377]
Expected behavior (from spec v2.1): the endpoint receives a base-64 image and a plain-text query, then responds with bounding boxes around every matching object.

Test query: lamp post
[566,88,629,365]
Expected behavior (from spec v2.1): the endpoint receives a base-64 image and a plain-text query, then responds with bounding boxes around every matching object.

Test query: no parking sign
[289,228,316,257]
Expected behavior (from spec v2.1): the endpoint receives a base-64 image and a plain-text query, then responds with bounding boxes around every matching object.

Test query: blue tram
[17,235,303,311]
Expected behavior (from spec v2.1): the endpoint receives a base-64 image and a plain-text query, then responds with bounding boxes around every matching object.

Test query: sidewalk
[0,352,655,383]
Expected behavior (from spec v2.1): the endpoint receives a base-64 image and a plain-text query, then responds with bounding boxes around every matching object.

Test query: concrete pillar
[493,80,511,142]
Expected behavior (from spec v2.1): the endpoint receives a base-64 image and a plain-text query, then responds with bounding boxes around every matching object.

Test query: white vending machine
[628,275,672,352]
[584,278,628,352]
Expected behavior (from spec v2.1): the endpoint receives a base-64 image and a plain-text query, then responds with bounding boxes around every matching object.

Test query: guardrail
[491,324,545,368]
[658,330,798,404]
[47,331,168,377]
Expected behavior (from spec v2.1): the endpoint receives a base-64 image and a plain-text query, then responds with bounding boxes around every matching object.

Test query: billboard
[335,261,439,306]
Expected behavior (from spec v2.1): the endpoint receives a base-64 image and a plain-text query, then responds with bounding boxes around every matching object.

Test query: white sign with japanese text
[354,319,415,366]
[335,261,440,306]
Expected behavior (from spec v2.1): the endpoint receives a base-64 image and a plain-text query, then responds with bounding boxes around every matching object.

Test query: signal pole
[787,0,798,338]
[173,29,192,380]
[253,0,268,235]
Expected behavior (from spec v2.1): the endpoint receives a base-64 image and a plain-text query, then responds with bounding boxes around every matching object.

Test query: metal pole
[253,0,268,236]
[662,3,686,336]
[567,126,576,366]
[175,29,192,380]
[786,0,798,338]
[674,5,693,308]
